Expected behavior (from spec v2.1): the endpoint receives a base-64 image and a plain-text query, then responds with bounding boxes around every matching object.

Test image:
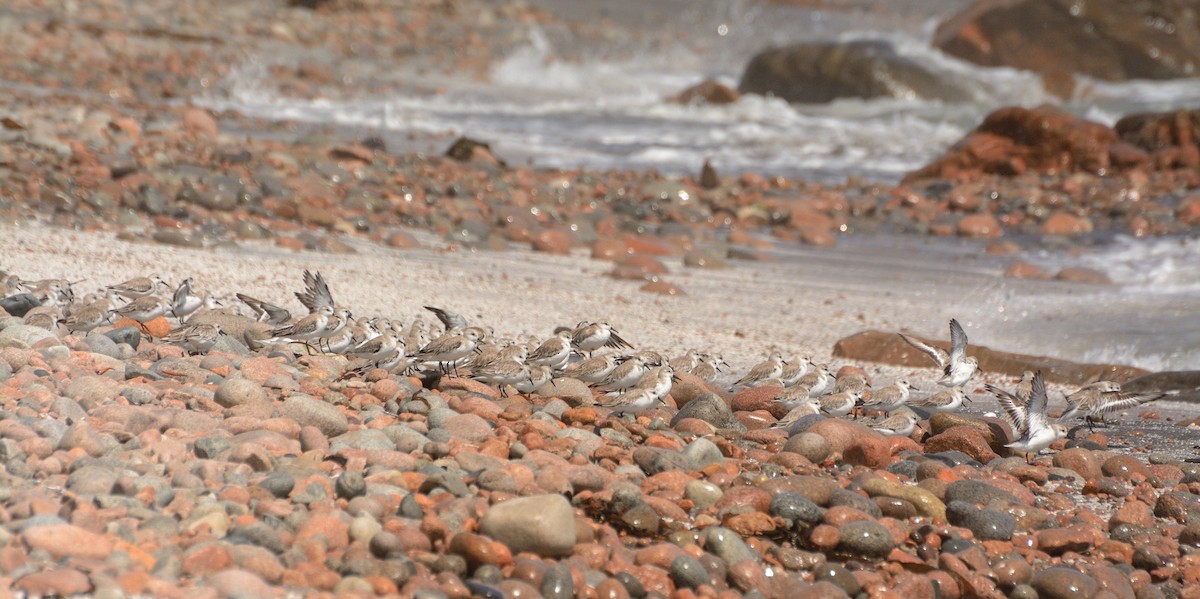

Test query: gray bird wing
[984,383,1029,437]
[425,306,468,331]
[898,332,949,370]
[948,318,968,369]
[1027,371,1049,432]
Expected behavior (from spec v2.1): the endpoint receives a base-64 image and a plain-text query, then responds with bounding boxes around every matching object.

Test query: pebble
[837,520,895,559]
[946,500,1016,541]
[281,394,348,437]
[215,377,268,407]
[1031,567,1099,599]
[669,555,710,589]
[479,494,577,557]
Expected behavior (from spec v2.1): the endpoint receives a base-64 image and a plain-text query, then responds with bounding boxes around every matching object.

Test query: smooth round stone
[704,526,758,564]
[215,377,267,407]
[478,494,577,557]
[684,480,723,510]
[813,562,861,596]
[615,572,646,598]
[993,556,1033,589]
[473,564,503,585]
[769,492,823,525]
[682,437,724,468]
[194,437,232,459]
[1010,583,1039,599]
[1031,567,1099,599]
[541,563,574,599]
[399,494,424,519]
[886,460,920,479]
[621,504,660,536]
[783,432,829,463]
[669,555,710,589]
[829,489,882,518]
[349,515,381,545]
[941,538,978,554]
[837,521,894,559]
[875,496,917,519]
[336,471,367,499]
[946,500,1016,541]
[460,580,504,599]
[257,473,295,499]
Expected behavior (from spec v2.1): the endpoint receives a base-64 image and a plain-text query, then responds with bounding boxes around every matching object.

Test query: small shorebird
[271,304,334,351]
[779,356,812,387]
[690,354,723,384]
[899,318,978,387]
[113,295,170,334]
[107,275,168,299]
[731,353,785,390]
[165,323,222,355]
[771,397,823,430]
[909,387,969,413]
[413,327,485,374]
[62,302,110,334]
[669,349,701,373]
[868,412,920,437]
[833,372,870,395]
[797,365,834,397]
[773,384,815,411]
[171,277,201,323]
[858,379,916,413]
[1060,380,1166,431]
[513,364,553,395]
[595,354,649,392]
[988,371,1068,461]
[559,352,622,384]
[819,389,861,418]
[526,330,573,370]
[347,328,399,363]
[571,321,633,356]
[22,307,60,331]
[470,358,529,396]
[602,366,675,414]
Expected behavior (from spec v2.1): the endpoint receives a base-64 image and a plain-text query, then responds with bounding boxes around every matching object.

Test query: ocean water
[203,0,1200,183]
[199,0,1200,373]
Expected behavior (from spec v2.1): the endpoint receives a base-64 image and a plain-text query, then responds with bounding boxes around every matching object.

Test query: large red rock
[924,426,1000,464]
[906,105,1117,181]
[1115,109,1200,169]
[805,418,883,456]
[934,0,1200,82]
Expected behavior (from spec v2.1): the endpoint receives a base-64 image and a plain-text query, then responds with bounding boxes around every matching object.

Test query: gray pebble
[258,472,295,499]
[769,492,824,525]
[947,500,1016,541]
[104,326,142,349]
[541,563,574,599]
[336,471,367,499]
[837,521,895,559]
[669,555,710,589]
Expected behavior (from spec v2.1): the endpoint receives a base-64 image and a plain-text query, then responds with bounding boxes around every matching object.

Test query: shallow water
[767,233,1200,373]
[202,0,1200,183]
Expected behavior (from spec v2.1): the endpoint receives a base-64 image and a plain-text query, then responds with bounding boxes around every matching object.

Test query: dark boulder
[738,40,972,104]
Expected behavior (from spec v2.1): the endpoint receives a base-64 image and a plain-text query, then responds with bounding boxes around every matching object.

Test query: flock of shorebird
[1,269,1168,458]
